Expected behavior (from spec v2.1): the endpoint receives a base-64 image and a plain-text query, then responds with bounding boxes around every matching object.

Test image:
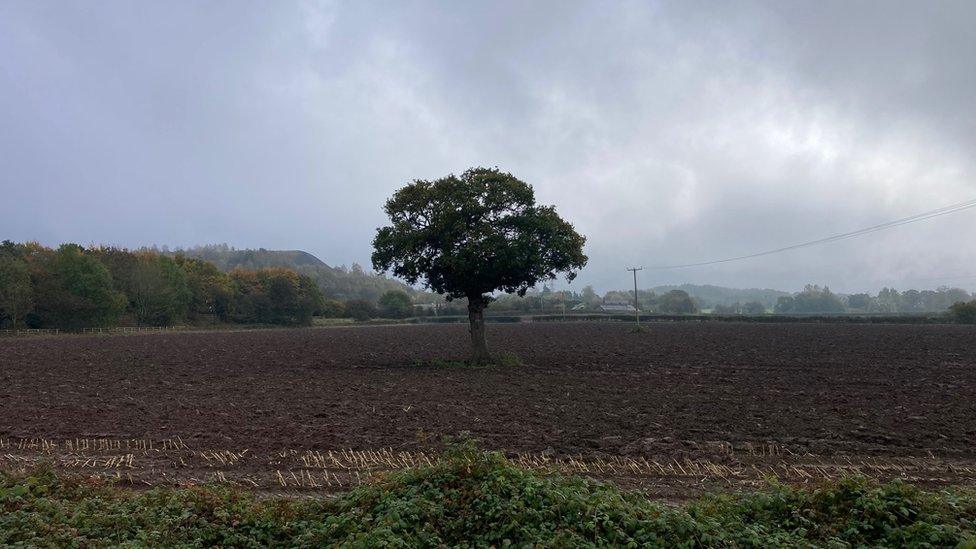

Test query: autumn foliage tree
[0,241,323,328]
[372,168,587,363]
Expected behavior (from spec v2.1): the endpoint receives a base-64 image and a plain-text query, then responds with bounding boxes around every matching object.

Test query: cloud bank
[2,0,974,292]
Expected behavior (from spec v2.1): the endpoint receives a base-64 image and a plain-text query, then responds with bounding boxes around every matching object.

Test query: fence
[79,325,188,335]
[0,328,61,337]
[0,326,187,337]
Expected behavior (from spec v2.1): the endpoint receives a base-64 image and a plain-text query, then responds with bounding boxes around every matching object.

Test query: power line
[652,198,976,270]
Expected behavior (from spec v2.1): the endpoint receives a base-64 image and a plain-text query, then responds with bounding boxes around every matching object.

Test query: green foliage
[711,302,741,315]
[742,301,766,315]
[30,244,126,329]
[607,285,971,315]
[846,292,873,311]
[91,247,193,324]
[372,167,586,362]
[2,242,323,329]
[2,452,975,547]
[319,298,347,318]
[658,289,699,314]
[649,284,788,311]
[344,298,378,321]
[226,268,324,325]
[372,167,587,302]
[127,254,191,326]
[378,289,413,318]
[844,287,971,314]
[0,254,32,328]
[775,285,846,314]
[174,254,234,320]
[949,300,976,324]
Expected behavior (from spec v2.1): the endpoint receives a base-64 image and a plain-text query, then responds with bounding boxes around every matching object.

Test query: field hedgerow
[2,444,975,547]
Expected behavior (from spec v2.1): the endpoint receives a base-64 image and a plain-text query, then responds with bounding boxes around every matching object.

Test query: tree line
[5,239,975,328]
[774,284,972,314]
[468,283,975,317]
[0,241,324,329]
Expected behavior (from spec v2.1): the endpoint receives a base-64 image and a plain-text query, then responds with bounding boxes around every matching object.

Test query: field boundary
[0,328,61,337]
[3,436,975,497]
[3,312,961,339]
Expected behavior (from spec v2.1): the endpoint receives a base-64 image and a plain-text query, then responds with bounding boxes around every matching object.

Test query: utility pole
[627,267,643,328]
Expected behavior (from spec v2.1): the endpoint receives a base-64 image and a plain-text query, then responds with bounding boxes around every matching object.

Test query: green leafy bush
[2,450,975,547]
[950,300,976,324]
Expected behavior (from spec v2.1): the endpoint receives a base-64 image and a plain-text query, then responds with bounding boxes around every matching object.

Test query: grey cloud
[1,0,974,293]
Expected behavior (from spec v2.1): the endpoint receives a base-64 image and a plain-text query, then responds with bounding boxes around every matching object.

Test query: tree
[32,244,125,328]
[658,290,698,314]
[742,301,766,315]
[901,289,922,313]
[942,287,971,308]
[711,302,741,315]
[345,299,378,321]
[949,300,976,324]
[847,293,873,311]
[128,254,191,326]
[174,254,233,320]
[580,285,600,308]
[295,273,325,325]
[265,269,303,324]
[226,268,322,325]
[372,168,587,363]
[319,299,346,318]
[874,287,902,313]
[0,256,32,328]
[379,290,413,318]
[776,285,845,314]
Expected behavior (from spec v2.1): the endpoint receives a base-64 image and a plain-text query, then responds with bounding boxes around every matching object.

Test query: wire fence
[0,326,187,337]
[79,326,188,335]
[0,328,61,337]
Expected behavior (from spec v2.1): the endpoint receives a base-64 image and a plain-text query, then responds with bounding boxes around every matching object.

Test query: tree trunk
[467,298,491,364]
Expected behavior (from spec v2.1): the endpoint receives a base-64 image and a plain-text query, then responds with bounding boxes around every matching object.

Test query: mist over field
[2,1,976,294]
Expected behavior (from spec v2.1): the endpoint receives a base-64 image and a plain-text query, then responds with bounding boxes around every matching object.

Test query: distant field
[1,322,975,499]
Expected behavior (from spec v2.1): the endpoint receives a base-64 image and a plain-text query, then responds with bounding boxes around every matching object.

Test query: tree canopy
[372,168,587,362]
[378,290,413,318]
[372,168,587,300]
[658,290,699,314]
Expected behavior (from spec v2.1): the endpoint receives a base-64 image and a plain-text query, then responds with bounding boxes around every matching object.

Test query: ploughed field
[2,322,975,498]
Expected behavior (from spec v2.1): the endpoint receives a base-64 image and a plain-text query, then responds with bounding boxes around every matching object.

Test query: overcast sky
[2,1,975,293]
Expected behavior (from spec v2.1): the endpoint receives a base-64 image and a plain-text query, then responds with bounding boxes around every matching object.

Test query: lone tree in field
[372,168,587,363]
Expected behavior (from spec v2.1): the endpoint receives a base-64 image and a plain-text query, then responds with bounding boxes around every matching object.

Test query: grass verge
[2,444,975,547]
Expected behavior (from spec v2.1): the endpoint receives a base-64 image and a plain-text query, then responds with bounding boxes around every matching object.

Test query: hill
[160,244,418,302]
[167,245,327,271]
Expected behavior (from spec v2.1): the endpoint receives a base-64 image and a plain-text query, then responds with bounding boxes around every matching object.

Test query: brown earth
[2,322,975,497]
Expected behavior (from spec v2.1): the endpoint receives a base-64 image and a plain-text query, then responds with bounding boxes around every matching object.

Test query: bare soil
[2,322,975,498]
